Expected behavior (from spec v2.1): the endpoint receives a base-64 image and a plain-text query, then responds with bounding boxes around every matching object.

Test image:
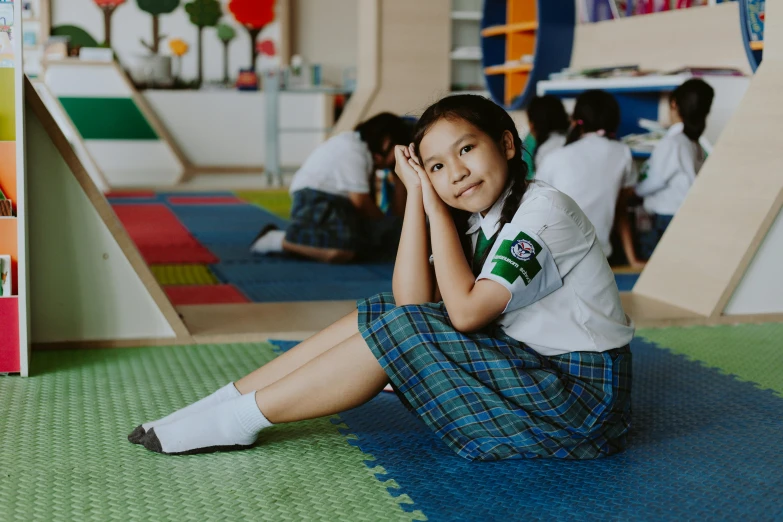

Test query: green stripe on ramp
[60,97,159,140]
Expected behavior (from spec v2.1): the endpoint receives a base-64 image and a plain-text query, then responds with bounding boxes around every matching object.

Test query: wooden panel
[23,79,191,343]
[180,301,357,343]
[570,3,753,76]
[365,0,451,117]
[331,0,380,134]
[633,4,783,318]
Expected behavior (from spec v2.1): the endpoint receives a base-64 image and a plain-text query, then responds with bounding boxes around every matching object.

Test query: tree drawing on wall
[137,0,180,54]
[184,0,222,84]
[216,23,236,84]
[228,0,275,71]
[93,0,127,48]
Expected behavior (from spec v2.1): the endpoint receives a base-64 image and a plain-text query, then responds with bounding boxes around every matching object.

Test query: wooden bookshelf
[481,0,575,109]
[0,0,29,376]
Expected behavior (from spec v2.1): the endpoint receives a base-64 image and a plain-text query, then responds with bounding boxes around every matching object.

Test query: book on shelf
[0,255,10,297]
[664,67,746,77]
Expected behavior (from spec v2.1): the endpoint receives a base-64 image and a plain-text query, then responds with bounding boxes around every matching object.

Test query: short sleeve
[332,139,373,194]
[476,223,563,313]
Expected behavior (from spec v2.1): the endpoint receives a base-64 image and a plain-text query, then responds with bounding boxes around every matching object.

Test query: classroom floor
[106,190,642,307]
[1,323,782,521]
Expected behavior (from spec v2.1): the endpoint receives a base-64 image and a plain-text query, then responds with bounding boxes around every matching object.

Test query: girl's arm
[392,146,436,305]
[616,188,645,269]
[407,159,508,332]
[427,210,510,332]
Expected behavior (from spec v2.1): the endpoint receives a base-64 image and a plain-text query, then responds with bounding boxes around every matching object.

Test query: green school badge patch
[489,232,542,285]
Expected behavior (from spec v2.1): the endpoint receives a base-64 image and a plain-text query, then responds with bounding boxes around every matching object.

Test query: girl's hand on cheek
[407,158,447,217]
[394,145,422,190]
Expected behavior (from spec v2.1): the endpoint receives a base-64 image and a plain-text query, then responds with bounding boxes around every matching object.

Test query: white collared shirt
[467,181,634,356]
[534,132,566,170]
[289,131,373,198]
[535,134,634,257]
[635,122,704,216]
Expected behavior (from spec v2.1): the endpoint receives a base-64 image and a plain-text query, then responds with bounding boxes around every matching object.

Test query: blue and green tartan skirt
[358,293,632,461]
[285,188,402,259]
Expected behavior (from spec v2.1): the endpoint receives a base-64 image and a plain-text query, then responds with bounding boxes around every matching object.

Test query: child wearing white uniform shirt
[250,113,411,263]
[128,95,634,461]
[635,79,715,259]
[536,90,636,262]
[524,95,570,179]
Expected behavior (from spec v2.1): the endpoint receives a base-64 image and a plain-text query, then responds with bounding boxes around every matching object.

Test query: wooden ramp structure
[628,0,783,328]
[37,60,192,190]
[24,78,349,351]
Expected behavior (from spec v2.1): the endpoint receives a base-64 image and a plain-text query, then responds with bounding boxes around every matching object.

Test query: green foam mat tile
[235,190,292,220]
[150,264,219,286]
[0,344,419,521]
[638,322,783,397]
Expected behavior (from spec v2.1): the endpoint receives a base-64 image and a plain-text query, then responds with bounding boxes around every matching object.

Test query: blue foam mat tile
[169,205,287,235]
[212,261,384,285]
[271,338,783,522]
[615,273,640,292]
[242,280,392,302]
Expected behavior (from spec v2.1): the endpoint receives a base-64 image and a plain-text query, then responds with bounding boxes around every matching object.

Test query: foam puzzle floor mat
[0,344,417,521]
[3,324,781,520]
[108,192,642,304]
[272,321,783,521]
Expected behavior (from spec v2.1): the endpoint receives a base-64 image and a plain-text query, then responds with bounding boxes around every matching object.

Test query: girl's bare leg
[139,332,389,454]
[234,309,360,394]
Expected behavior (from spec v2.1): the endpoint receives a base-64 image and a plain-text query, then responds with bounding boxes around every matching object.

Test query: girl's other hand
[394,144,422,190]
[406,154,447,217]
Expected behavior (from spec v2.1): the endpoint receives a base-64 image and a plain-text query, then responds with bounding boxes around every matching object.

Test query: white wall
[290,0,357,86]
[52,0,282,83]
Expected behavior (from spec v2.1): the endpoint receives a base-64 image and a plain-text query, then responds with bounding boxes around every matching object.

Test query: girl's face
[418,118,514,215]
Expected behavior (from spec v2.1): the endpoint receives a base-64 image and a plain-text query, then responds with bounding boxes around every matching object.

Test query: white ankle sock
[148,391,273,454]
[142,382,240,432]
[250,230,285,254]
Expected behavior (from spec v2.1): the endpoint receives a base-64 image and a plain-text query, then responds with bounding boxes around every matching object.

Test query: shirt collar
[666,122,685,137]
[465,186,513,237]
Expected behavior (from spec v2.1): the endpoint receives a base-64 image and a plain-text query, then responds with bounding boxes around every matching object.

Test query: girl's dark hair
[355,112,412,156]
[526,95,569,162]
[565,90,621,145]
[671,79,715,142]
[412,94,528,268]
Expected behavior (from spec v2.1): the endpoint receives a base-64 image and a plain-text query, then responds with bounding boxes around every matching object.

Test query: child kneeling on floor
[250,112,411,263]
[129,95,634,460]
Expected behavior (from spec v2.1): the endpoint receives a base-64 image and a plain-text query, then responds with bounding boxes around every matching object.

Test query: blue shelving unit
[740,0,765,72]
[480,0,575,110]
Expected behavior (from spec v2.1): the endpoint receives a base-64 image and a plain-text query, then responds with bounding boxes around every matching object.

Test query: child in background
[250,113,411,263]
[128,95,633,460]
[536,90,639,265]
[525,95,570,178]
[634,79,714,259]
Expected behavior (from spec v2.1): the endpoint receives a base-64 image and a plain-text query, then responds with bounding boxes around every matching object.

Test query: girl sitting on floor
[250,112,411,263]
[524,94,570,178]
[535,90,640,266]
[129,94,634,461]
[635,78,715,260]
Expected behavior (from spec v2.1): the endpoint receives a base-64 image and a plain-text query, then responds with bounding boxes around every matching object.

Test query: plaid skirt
[285,189,402,259]
[358,293,632,461]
